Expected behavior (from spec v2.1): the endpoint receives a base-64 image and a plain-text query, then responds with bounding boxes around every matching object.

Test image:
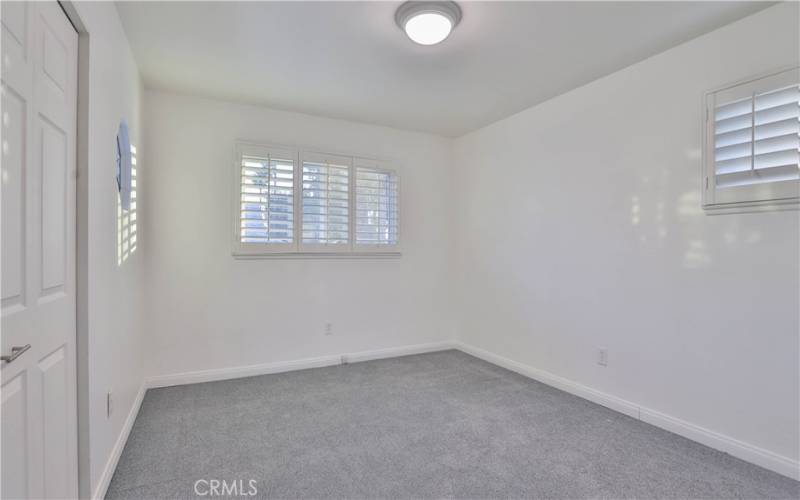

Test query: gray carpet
[106,350,799,499]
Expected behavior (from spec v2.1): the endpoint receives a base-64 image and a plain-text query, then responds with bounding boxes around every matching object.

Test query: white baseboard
[92,381,147,500]
[639,407,800,481]
[146,354,342,389]
[345,341,454,364]
[454,341,800,481]
[454,342,640,419]
[146,341,455,389]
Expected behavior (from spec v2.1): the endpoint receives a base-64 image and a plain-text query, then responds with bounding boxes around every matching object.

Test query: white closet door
[1,2,79,498]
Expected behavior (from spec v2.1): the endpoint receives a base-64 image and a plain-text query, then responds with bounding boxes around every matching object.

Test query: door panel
[1,374,28,499]
[40,118,67,293]
[1,1,26,45]
[42,20,68,94]
[39,347,69,498]
[0,1,29,94]
[1,2,78,499]
[1,87,26,309]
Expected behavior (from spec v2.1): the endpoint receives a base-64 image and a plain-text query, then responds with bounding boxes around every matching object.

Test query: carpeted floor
[106,350,799,499]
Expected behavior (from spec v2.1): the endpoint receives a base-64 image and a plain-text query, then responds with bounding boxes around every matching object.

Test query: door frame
[54,2,90,498]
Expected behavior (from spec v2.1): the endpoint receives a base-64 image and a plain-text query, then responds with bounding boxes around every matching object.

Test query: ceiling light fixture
[395,1,462,46]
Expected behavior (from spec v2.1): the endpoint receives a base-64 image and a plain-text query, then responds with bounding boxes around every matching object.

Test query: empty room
[1,1,799,499]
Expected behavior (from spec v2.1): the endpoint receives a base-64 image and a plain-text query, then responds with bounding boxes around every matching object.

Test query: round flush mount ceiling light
[395,1,462,46]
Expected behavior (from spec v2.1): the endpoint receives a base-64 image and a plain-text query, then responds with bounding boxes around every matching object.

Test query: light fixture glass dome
[395,1,462,46]
[404,12,452,45]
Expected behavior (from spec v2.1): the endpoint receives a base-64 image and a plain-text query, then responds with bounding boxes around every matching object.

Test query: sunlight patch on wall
[118,145,138,266]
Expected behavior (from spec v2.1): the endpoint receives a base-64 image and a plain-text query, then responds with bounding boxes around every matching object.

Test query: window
[301,153,351,249]
[355,159,399,247]
[703,67,799,210]
[236,144,296,254]
[233,142,400,256]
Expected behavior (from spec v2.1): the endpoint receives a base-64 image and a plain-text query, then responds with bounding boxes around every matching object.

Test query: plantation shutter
[707,68,799,207]
[355,160,398,247]
[238,145,295,247]
[301,153,351,247]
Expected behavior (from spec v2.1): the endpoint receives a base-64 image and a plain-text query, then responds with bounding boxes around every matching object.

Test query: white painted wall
[141,90,455,378]
[71,2,146,497]
[452,1,799,472]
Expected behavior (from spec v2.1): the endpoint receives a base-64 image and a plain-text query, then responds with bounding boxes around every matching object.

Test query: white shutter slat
[755,149,799,170]
[355,166,398,246]
[715,133,799,164]
[716,148,799,175]
[714,118,799,148]
[715,142,751,162]
[755,102,799,127]
[716,164,800,188]
[755,133,799,156]
[714,156,751,175]
[356,211,395,218]
[715,113,753,135]
[714,103,800,135]
[713,82,799,191]
[755,86,800,111]
[715,97,751,121]
[238,153,294,244]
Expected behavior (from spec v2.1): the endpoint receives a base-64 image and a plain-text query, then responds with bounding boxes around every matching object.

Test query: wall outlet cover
[598,348,608,367]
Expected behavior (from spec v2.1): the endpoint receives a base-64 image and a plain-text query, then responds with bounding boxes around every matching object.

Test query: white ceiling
[116,1,771,137]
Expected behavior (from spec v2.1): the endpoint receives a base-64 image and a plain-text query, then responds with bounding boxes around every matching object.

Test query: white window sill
[703,198,799,215]
[233,251,402,260]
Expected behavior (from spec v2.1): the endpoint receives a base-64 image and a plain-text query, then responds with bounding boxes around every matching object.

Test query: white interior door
[1,1,79,498]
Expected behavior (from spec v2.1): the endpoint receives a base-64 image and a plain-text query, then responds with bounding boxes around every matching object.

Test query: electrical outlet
[597,348,608,367]
[324,323,333,336]
[106,391,113,418]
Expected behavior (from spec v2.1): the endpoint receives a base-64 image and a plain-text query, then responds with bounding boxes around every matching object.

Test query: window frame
[299,150,355,253]
[233,142,299,256]
[702,66,800,212]
[231,141,402,258]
